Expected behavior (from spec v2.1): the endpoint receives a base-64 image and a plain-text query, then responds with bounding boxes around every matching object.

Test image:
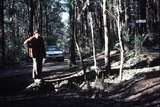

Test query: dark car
[46,46,64,61]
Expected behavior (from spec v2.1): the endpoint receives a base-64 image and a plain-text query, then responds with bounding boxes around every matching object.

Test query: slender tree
[27,0,33,35]
[103,0,110,71]
[69,0,76,65]
[0,0,5,66]
[44,0,49,37]
[116,0,124,80]
[32,0,42,33]
[74,0,85,74]
[89,11,98,73]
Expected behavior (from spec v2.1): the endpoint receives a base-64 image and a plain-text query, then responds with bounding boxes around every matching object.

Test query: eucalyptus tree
[0,0,4,66]
[116,0,124,80]
[146,0,160,33]
[68,0,76,64]
[102,0,110,71]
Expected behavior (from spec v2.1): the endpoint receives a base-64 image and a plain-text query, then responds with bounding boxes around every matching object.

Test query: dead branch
[123,66,160,73]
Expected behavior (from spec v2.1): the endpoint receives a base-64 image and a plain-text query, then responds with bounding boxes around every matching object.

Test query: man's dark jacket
[28,37,46,58]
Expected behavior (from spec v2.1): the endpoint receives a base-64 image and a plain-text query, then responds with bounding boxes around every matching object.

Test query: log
[122,66,160,81]
[123,66,160,73]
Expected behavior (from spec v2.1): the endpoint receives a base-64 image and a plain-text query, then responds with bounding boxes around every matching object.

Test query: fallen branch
[122,66,160,81]
[123,66,160,73]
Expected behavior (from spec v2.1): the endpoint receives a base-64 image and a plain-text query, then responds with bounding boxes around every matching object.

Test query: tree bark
[89,12,98,74]
[28,0,33,35]
[44,1,49,37]
[0,0,5,66]
[74,0,86,80]
[69,0,76,65]
[117,0,124,81]
[103,0,110,70]
[32,0,42,33]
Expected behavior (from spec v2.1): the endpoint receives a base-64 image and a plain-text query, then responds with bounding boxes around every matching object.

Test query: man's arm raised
[23,36,35,45]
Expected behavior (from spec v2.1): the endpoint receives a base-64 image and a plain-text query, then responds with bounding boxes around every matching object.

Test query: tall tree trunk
[117,0,124,81]
[32,0,42,34]
[0,0,4,66]
[146,0,151,33]
[103,0,110,70]
[84,10,90,50]
[11,0,16,47]
[146,0,159,33]
[89,12,98,74]
[157,1,160,34]
[69,0,76,65]
[28,0,33,36]
[74,0,86,80]
[94,12,104,49]
[44,1,49,37]
[39,1,43,35]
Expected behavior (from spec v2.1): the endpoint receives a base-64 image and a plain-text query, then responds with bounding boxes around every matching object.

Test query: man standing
[24,30,46,83]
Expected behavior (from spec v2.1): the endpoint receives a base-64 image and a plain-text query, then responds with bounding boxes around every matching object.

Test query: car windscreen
[47,47,59,51]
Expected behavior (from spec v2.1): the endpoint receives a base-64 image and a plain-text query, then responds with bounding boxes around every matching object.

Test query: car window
[47,47,59,51]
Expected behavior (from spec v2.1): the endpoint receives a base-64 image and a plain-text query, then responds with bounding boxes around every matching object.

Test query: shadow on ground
[0,58,160,107]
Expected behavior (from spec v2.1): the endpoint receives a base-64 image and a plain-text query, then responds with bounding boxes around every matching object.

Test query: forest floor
[0,50,159,107]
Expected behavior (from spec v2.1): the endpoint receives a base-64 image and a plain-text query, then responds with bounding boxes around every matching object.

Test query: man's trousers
[32,58,43,79]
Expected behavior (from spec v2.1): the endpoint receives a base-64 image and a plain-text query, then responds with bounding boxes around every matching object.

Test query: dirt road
[0,61,160,107]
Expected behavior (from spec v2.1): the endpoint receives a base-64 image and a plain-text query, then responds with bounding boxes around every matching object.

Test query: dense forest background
[0,0,159,66]
[0,0,159,81]
[0,0,159,82]
[0,0,68,65]
[0,0,159,106]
